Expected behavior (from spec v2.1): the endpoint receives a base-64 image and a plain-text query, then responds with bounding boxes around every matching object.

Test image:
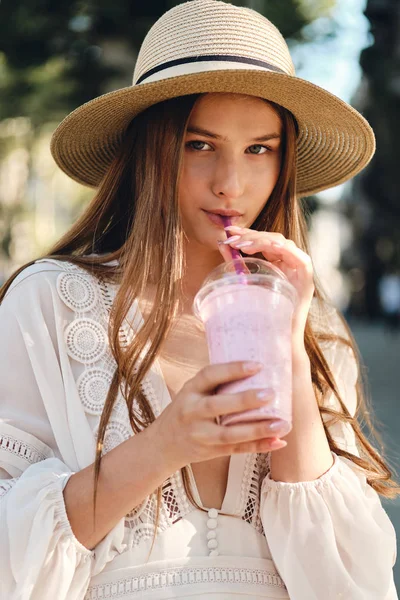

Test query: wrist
[291,345,312,391]
[145,418,184,476]
[292,343,310,367]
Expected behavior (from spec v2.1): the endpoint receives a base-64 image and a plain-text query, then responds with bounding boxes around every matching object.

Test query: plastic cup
[193,258,297,435]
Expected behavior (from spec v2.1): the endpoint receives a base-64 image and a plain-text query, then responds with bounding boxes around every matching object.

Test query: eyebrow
[186,126,281,142]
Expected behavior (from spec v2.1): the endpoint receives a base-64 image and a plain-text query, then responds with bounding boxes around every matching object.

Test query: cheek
[178,170,197,220]
[182,158,211,182]
[251,156,281,196]
[179,159,210,205]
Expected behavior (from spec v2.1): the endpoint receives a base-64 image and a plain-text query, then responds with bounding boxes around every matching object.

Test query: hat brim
[50,69,375,197]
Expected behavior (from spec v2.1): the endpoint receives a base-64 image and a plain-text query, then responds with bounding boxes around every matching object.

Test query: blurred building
[347,0,400,319]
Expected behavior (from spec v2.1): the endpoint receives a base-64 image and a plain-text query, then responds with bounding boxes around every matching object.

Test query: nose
[211,153,245,200]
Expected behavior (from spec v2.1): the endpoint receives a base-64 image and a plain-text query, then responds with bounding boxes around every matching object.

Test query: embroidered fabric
[84,564,287,599]
[47,260,194,547]
[0,478,18,497]
[42,258,270,550]
[0,428,53,469]
[243,452,271,534]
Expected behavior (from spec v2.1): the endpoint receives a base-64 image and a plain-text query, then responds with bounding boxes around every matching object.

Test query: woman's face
[178,93,282,248]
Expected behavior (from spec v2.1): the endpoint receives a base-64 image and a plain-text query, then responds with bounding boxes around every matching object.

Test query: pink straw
[221,216,248,277]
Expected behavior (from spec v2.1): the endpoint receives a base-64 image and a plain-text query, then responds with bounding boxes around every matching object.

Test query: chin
[185,229,222,251]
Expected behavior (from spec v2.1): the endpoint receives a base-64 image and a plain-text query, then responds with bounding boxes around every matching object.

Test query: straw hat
[50,0,375,197]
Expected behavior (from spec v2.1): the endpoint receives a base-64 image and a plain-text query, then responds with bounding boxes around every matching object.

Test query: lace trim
[93,418,132,455]
[97,276,193,536]
[242,452,270,534]
[0,432,52,467]
[0,478,18,498]
[52,260,193,550]
[52,259,270,549]
[124,472,192,549]
[57,271,99,312]
[76,367,114,415]
[65,317,108,364]
[85,565,286,598]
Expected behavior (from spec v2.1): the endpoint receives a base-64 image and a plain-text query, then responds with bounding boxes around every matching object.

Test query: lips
[207,209,243,217]
[202,209,242,228]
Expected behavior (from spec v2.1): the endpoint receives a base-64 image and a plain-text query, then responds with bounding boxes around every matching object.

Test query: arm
[0,265,156,599]
[0,263,289,599]
[260,329,398,600]
[220,231,397,599]
[63,423,172,550]
[221,227,334,481]
[268,349,333,482]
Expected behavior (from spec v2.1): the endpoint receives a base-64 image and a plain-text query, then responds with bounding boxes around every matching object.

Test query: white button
[208,508,218,519]
[207,518,218,529]
[207,530,217,540]
[209,549,219,556]
[207,539,218,550]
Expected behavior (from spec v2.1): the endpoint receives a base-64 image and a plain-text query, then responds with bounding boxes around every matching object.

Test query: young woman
[0,1,398,598]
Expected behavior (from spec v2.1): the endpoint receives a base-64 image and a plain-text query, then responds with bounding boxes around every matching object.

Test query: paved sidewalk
[349,319,400,590]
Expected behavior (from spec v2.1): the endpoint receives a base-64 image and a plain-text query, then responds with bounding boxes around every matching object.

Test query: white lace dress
[0,259,397,600]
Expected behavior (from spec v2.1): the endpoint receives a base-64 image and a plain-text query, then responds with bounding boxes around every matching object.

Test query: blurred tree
[0,0,336,276]
[350,0,400,318]
[0,0,336,125]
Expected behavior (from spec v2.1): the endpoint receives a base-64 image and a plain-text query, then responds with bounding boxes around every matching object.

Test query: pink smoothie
[198,282,293,432]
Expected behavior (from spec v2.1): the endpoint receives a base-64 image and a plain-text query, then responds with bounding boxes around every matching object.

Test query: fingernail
[243,361,263,372]
[224,225,244,232]
[270,439,287,449]
[257,390,272,401]
[217,240,224,245]
[234,241,253,248]
[223,235,241,244]
[267,421,282,430]
[271,241,284,248]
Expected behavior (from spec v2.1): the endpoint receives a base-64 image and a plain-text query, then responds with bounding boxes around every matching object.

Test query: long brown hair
[1,94,399,541]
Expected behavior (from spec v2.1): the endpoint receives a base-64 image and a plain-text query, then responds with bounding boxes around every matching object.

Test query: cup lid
[210,256,289,279]
[193,257,297,318]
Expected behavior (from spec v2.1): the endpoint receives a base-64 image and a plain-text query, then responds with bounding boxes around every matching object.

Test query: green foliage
[0,55,77,126]
[0,0,336,125]
[0,201,25,259]
[229,0,336,40]
[295,0,336,22]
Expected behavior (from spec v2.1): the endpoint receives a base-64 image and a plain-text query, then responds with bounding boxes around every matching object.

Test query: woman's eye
[247,144,269,155]
[186,140,212,151]
[186,141,271,154]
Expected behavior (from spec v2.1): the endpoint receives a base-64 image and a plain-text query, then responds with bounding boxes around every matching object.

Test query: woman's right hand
[151,361,288,472]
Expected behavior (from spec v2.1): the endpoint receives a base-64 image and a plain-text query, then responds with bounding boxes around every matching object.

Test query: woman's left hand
[218,226,314,353]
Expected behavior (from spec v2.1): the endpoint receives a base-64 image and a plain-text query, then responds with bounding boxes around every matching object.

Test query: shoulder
[309,296,350,341]
[4,259,68,299]
[309,296,358,372]
[2,258,103,317]
[310,298,359,403]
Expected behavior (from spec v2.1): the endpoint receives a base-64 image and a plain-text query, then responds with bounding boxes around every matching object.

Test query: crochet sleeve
[0,264,125,599]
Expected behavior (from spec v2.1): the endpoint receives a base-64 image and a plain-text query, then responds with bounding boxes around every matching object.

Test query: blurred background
[0,0,399,587]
